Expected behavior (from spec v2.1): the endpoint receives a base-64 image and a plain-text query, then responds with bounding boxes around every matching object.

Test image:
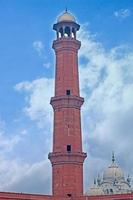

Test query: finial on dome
[112,151,115,163]
[97,174,101,186]
[57,9,76,23]
[127,174,131,186]
[65,7,68,12]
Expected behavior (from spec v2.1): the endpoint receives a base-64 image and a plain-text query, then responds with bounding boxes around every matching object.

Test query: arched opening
[57,26,76,39]
[106,189,109,194]
[72,28,76,38]
[59,27,63,38]
[64,26,71,37]
[110,189,113,194]
[58,32,61,38]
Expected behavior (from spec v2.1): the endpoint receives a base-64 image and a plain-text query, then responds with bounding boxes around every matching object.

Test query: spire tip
[112,151,115,163]
[65,6,68,12]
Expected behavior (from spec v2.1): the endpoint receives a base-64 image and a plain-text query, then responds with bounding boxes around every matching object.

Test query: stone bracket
[50,95,84,110]
[48,152,87,166]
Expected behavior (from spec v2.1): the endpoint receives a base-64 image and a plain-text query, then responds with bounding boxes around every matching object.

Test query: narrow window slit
[66,90,71,95]
[67,145,71,152]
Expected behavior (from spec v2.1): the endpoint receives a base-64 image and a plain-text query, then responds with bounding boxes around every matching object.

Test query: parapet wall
[82,194,133,200]
[0,192,133,200]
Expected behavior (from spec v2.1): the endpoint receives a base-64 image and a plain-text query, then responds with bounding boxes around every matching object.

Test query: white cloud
[15,78,54,129]
[0,158,51,194]
[0,134,21,153]
[33,41,44,56]
[6,160,51,194]
[114,9,131,19]
[0,120,23,154]
[0,118,51,194]
[0,119,6,132]
[43,62,51,69]
[32,41,52,69]
[20,129,27,135]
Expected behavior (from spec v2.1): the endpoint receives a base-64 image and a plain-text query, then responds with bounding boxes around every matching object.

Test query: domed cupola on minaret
[53,9,80,39]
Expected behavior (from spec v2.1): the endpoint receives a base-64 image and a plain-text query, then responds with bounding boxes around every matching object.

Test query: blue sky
[0,0,133,194]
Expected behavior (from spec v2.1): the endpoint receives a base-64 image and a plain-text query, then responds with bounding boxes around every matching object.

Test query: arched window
[59,27,63,38]
[58,32,61,38]
[106,189,109,194]
[72,28,76,38]
[64,26,71,37]
[110,189,113,194]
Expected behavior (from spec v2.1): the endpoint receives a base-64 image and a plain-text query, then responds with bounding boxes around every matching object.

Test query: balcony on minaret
[53,10,80,40]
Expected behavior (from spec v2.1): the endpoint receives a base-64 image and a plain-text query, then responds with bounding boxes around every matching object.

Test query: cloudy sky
[0,0,133,195]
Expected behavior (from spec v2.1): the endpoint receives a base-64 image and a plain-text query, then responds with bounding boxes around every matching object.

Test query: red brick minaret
[49,10,87,197]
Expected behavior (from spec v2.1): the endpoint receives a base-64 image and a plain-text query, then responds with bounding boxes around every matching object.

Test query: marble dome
[86,153,132,196]
[103,162,124,181]
[57,11,76,23]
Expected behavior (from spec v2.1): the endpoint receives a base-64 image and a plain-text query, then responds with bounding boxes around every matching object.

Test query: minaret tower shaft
[49,11,87,197]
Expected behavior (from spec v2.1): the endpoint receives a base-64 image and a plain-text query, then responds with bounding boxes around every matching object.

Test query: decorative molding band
[48,152,87,166]
[50,95,84,110]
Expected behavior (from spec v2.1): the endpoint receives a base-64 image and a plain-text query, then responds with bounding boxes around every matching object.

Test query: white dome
[57,11,76,23]
[103,162,124,181]
[86,154,133,196]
